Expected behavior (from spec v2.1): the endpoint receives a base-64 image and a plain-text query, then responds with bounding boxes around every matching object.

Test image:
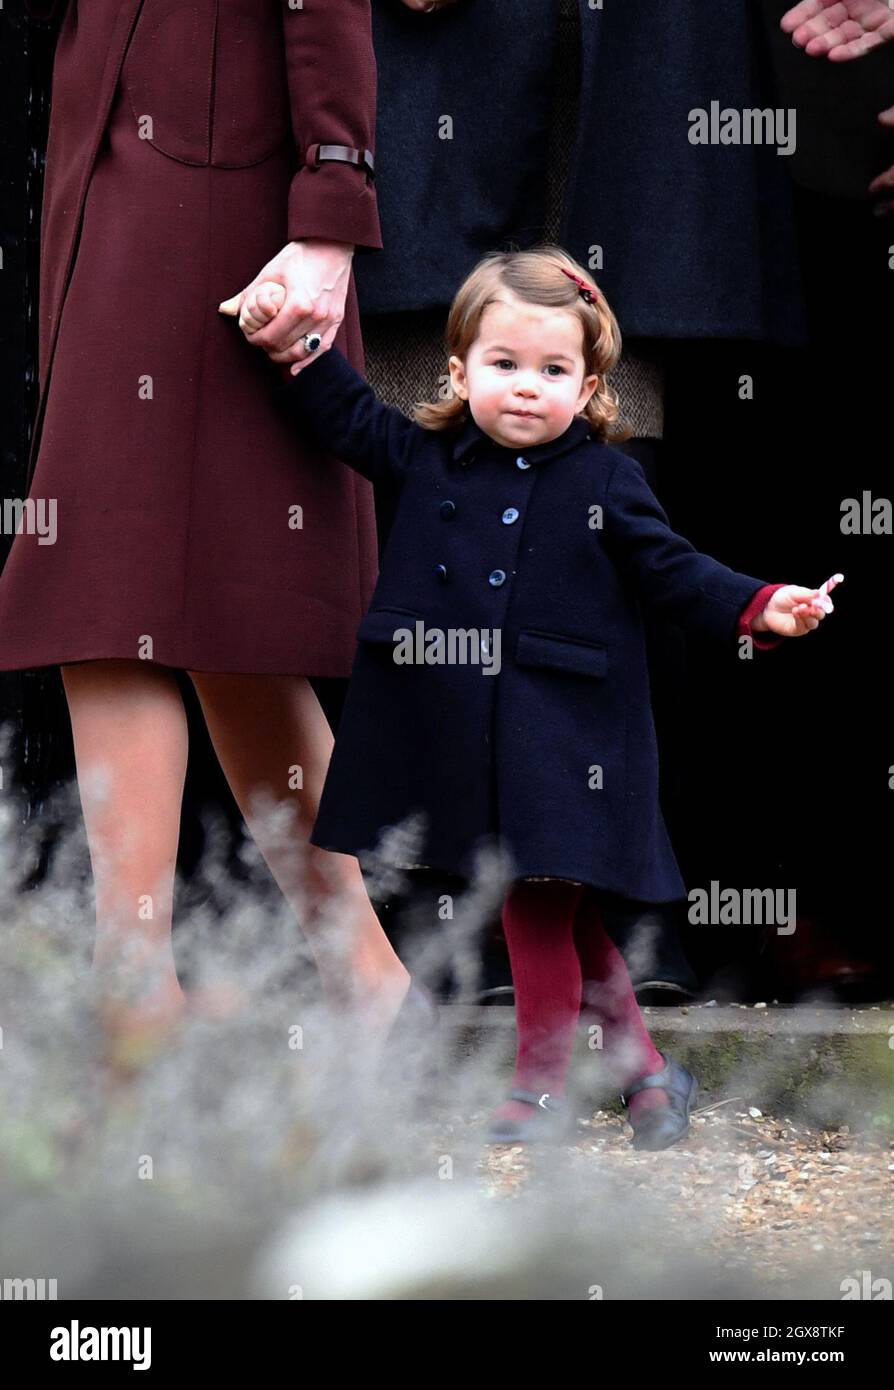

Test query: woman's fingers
[248,294,330,355]
[782,0,894,58]
[230,280,340,364]
[782,1,850,40]
[869,161,894,195]
[273,321,341,374]
[780,0,836,31]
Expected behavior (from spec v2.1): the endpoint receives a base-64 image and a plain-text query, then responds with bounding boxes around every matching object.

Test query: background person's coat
[560,0,805,343]
[274,348,775,902]
[3,0,384,675]
[353,0,560,315]
[355,0,804,344]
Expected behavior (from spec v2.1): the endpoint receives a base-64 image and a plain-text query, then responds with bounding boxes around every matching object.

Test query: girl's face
[448,295,599,450]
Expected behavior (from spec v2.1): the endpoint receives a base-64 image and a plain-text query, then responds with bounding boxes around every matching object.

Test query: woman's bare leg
[61,658,189,1037]
[187,670,410,1023]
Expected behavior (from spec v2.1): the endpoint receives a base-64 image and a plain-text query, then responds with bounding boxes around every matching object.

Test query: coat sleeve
[602,452,774,645]
[273,346,422,489]
[281,0,383,252]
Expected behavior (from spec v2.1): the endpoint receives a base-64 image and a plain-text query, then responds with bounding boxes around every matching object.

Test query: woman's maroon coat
[1,1,383,675]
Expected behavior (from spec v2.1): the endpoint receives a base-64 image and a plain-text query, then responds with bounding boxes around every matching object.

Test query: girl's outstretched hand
[751,583,839,637]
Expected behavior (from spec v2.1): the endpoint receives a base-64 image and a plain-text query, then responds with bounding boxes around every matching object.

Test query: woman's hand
[781,4,894,212]
[399,0,460,11]
[781,0,894,60]
[751,584,837,637]
[218,239,354,375]
[870,104,894,216]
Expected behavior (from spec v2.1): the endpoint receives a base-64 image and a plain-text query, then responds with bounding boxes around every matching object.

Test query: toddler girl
[223,247,836,1149]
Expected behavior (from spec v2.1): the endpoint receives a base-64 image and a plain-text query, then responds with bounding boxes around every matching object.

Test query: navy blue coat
[274,350,772,901]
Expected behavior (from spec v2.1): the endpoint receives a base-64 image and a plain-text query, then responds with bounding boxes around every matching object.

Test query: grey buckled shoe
[620,1052,698,1151]
[487,1088,572,1144]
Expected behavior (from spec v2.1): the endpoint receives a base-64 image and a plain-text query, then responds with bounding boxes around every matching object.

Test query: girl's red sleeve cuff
[737,582,788,650]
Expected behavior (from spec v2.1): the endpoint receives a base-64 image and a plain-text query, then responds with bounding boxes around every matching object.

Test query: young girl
[223,247,837,1150]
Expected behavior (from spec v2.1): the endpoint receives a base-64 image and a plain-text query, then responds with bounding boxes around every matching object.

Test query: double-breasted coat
[274,348,777,902]
[2,1,383,675]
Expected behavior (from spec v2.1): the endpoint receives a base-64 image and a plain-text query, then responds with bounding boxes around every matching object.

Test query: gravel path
[467,1105,894,1293]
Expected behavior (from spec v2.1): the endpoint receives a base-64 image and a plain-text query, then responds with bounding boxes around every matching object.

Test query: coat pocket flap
[356,608,422,643]
[515,630,608,678]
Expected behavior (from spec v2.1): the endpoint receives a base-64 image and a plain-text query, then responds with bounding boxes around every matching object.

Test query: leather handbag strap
[305,143,375,180]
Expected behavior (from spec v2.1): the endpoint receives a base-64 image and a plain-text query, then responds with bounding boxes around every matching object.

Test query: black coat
[355,0,804,344]
[274,350,772,901]
[354,0,558,315]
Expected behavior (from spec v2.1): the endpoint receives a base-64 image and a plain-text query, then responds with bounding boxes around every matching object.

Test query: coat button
[488,568,507,587]
[435,563,448,583]
[440,500,456,519]
[502,507,519,525]
[460,453,476,468]
[516,456,531,470]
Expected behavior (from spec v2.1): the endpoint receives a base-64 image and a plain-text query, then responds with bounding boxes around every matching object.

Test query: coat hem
[0,650,357,679]
[311,829,689,906]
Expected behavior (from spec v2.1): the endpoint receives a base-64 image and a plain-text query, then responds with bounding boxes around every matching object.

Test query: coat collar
[449,414,592,467]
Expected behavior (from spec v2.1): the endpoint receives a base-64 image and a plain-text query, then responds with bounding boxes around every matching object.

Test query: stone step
[436,1003,894,1129]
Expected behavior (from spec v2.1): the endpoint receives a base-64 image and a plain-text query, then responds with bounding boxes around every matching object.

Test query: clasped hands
[218,238,352,378]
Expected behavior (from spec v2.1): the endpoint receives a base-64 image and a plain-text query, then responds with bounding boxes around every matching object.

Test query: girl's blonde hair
[413,245,630,442]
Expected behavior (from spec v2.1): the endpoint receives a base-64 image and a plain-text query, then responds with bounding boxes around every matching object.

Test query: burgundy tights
[491,878,669,1129]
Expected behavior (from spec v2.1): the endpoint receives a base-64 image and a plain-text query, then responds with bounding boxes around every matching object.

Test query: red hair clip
[560,267,600,305]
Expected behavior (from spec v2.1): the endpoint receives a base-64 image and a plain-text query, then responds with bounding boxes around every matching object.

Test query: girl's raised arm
[602,452,778,645]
